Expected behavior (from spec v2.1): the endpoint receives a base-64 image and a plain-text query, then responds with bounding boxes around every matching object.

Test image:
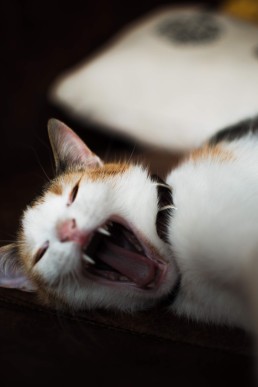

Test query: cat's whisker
[69,270,79,288]
[159,205,177,211]
[97,227,111,237]
[29,146,51,182]
[152,182,171,189]
[0,240,15,244]
[127,145,136,164]
[82,254,95,265]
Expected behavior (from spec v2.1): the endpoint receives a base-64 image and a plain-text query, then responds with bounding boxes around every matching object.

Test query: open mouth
[81,221,166,289]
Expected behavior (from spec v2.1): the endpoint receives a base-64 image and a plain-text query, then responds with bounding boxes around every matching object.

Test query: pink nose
[57,219,89,246]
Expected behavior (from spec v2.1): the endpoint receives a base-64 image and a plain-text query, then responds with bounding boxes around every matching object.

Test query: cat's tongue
[98,240,156,287]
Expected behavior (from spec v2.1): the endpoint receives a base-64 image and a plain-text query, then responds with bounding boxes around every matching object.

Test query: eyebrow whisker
[159,205,177,211]
[152,182,171,189]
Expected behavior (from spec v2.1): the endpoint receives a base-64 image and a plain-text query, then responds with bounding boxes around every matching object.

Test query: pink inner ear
[63,128,103,168]
[48,118,103,169]
[0,244,37,292]
[0,273,37,292]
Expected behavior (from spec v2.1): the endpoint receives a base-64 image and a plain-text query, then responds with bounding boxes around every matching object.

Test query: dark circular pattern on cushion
[157,12,222,44]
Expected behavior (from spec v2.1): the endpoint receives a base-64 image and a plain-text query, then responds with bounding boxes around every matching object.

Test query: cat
[1,117,258,332]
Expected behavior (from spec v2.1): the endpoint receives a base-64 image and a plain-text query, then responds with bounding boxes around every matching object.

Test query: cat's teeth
[109,272,119,281]
[97,227,111,237]
[119,275,130,282]
[82,254,95,265]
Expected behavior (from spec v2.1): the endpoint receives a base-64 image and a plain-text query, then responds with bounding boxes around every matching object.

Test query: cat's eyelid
[34,241,49,265]
[67,179,81,206]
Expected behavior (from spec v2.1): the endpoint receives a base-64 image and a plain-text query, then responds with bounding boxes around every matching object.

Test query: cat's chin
[79,218,168,292]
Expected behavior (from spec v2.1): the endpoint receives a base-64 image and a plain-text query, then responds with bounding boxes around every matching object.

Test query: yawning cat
[1,117,258,331]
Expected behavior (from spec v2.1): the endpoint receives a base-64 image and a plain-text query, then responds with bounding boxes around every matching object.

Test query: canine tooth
[97,227,111,237]
[82,254,95,265]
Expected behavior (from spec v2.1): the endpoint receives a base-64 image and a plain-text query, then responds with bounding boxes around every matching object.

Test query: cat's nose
[57,219,89,246]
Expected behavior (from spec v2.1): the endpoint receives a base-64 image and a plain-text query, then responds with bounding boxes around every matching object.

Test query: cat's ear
[48,118,103,174]
[0,244,37,292]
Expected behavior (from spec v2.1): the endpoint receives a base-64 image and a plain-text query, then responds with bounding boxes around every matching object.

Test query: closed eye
[34,241,49,265]
[68,181,80,206]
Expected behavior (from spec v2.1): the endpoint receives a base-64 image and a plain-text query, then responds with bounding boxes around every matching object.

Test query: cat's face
[0,119,178,311]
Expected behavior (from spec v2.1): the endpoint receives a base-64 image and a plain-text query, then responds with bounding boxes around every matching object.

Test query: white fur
[166,135,258,329]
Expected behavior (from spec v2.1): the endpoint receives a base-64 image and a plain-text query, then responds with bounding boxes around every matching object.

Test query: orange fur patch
[45,163,130,198]
[189,144,234,163]
[49,181,63,195]
[86,163,130,181]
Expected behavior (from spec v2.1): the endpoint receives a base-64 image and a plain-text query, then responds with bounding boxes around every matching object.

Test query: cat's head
[0,119,178,311]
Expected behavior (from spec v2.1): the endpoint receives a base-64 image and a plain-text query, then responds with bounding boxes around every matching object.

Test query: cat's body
[167,132,258,329]
[1,118,258,331]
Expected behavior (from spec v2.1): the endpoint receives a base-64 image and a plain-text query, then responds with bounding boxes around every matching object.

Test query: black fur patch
[209,116,258,145]
[158,275,181,308]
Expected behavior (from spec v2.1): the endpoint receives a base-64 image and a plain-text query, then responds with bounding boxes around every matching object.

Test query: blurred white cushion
[49,6,258,151]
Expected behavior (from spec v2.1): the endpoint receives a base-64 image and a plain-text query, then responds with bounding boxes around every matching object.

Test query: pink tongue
[98,240,156,287]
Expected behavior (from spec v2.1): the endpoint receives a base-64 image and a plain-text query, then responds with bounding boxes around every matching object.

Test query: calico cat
[1,117,258,331]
